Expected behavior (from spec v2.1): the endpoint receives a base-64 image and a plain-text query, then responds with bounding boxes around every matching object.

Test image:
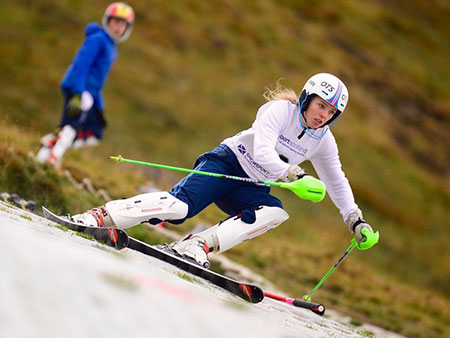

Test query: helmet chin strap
[298,94,330,140]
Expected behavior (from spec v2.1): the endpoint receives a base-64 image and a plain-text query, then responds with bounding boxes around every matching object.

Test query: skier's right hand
[353,222,374,245]
[67,94,82,117]
[345,209,374,245]
[284,165,307,182]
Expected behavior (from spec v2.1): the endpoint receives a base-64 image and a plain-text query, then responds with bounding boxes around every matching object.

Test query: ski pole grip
[354,229,380,250]
[279,176,326,202]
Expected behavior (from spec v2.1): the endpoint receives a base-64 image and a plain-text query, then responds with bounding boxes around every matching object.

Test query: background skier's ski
[42,207,129,249]
[127,237,265,303]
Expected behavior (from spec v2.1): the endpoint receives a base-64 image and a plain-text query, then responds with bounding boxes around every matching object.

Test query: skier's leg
[169,145,245,220]
[170,206,289,267]
[211,206,289,253]
[47,125,77,168]
[36,127,64,163]
[170,181,288,267]
[212,181,288,253]
[72,191,189,229]
[39,129,61,148]
[42,90,82,167]
[71,130,100,149]
[72,146,240,230]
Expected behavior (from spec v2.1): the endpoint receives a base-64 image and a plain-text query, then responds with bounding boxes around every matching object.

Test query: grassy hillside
[1,1,449,337]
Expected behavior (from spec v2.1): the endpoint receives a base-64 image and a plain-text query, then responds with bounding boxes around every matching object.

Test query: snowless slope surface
[0,202,404,338]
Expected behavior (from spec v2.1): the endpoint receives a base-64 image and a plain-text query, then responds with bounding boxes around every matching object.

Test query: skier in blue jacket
[36,2,135,168]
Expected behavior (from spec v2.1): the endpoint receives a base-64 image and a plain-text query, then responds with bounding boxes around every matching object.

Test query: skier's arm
[65,34,103,94]
[311,136,375,243]
[253,102,291,179]
[310,135,358,220]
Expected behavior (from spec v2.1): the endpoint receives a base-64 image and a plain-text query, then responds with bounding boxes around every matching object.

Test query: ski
[42,207,129,250]
[127,237,264,303]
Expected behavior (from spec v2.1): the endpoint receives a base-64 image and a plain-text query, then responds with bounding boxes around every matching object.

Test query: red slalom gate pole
[264,291,325,316]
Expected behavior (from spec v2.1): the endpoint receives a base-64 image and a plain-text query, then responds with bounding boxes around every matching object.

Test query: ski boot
[169,233,211,269]
[71,206,113,227]
[36,125,77,168]
[35,131,59,164]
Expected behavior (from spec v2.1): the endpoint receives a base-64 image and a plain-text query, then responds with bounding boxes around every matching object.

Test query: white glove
[345,209,374,244]
[81,91,94,112]
[284,165,307,182]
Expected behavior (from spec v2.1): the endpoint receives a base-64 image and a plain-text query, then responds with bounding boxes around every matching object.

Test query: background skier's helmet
[298,73,349,126]
[102,2,135,42]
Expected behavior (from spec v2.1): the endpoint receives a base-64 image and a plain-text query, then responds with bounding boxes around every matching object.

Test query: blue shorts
[169,144,283,224]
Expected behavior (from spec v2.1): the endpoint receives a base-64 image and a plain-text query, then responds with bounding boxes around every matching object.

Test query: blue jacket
[61,23,117,110]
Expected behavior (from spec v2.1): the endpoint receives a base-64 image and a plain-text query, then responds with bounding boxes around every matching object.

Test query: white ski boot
[36,131,59,164]
[48,125,77,168]
[170,234,211,269]
[36,125,77,168]
[71,206,114,227]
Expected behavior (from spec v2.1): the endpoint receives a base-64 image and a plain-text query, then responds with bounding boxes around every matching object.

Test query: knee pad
[105,191,188,229]
[209,206,289,253]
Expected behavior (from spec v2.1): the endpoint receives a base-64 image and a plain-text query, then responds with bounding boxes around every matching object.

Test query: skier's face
[303,96,337,129]
[108,18,128,39]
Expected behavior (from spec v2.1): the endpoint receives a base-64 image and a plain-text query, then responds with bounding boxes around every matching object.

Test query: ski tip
[108,228,129,250]
[238,284,264,303]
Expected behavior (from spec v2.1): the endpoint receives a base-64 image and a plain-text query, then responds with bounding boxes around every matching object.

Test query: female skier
[36,2,135,168]
[71,73,375,268]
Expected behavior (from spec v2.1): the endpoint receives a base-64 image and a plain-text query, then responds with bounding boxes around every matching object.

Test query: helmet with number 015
[298,73,349,139]
[102,2,135,42]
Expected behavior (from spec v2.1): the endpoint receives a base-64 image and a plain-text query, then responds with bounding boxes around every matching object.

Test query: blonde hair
[263,80,298,104]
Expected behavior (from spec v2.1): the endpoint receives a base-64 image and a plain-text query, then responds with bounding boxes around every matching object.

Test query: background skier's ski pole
[110,155,326,202]
[304,229,379,301]
[264,291,325,316]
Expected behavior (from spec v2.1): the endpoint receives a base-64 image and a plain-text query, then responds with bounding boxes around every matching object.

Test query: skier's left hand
[67,94,82,117]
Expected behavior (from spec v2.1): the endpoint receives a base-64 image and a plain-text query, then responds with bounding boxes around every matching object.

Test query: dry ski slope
[0,201,404,338]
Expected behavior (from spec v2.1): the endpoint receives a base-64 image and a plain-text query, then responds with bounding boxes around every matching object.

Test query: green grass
[0,1,449,337]
[19,214,32,222]
[74,232,96,242]
[176,271,197,284]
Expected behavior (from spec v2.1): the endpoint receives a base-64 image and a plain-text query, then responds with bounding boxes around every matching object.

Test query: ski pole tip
[303,295,311,301]
[110,155,123,162]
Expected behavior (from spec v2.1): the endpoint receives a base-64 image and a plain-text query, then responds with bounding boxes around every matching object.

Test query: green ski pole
[110,155,326,202]
[304,228,379,301]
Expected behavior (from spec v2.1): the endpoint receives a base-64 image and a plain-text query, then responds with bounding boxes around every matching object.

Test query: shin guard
[196,206,289,253]
[105,191,189,229]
